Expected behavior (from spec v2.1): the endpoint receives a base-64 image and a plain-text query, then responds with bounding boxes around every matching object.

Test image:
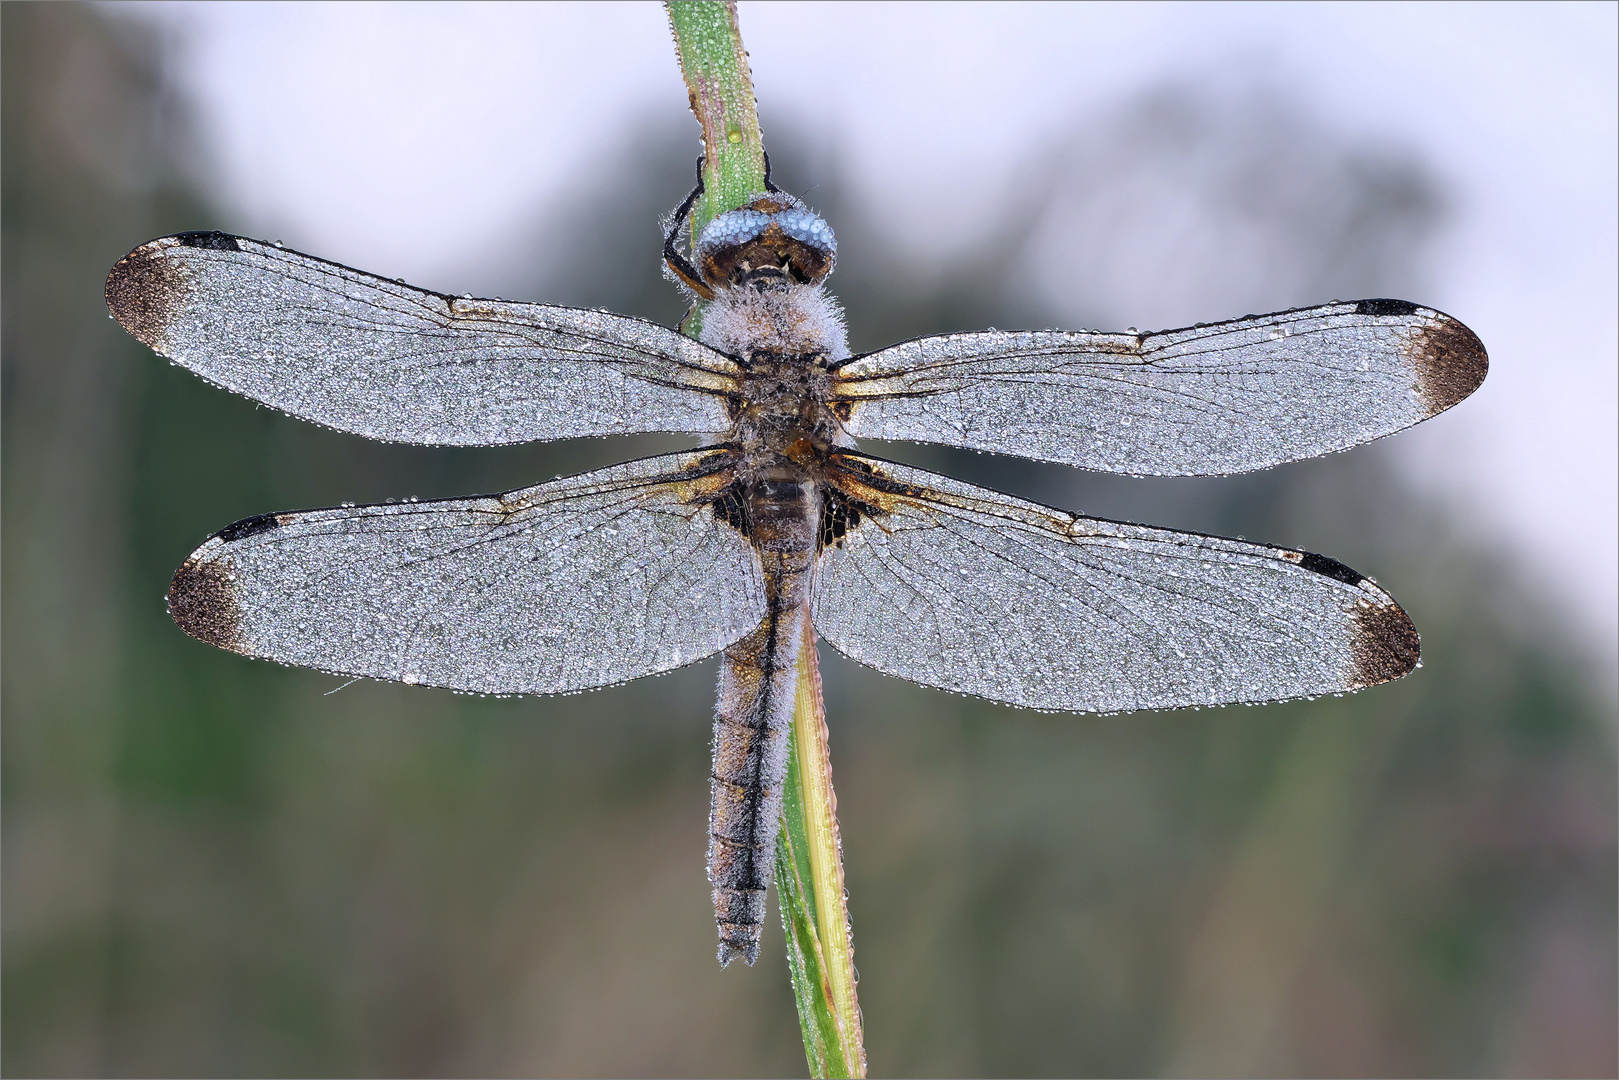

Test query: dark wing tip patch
[1348,599,1421,689]
[1298,550,1365,586]
[168,555,245,650]
[1409,312,1488,415]
[1354,298,1419,317]
[174,230,242,251]
[214,512,284,543]
[105,240,187,348]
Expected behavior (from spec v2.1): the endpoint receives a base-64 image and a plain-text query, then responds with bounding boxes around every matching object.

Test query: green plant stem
[665,0,766,236]
[665,4,865,1076]
[779,611,866,1078]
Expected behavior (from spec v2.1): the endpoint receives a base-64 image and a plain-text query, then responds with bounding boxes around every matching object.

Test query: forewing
[106,232,740,445]
[812,453,1418,712]
[168,450,765,695]
[834,301,1486,475]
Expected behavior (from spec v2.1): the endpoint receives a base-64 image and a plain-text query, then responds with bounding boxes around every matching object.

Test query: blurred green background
[3,5,1614,1076]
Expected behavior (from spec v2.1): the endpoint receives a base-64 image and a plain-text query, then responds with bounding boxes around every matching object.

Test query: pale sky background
[118,1,1617,684]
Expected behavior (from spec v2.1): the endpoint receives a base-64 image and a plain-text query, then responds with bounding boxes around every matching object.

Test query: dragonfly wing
[106,232,740,445]
[169,449,766,695]
[811,452,1418,713]
[835,301,1486,475]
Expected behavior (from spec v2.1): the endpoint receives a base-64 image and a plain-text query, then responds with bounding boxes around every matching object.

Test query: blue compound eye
[695,205,837,263]
[691,193,839,288]
[696,210,773,259]
[772,209,837,256]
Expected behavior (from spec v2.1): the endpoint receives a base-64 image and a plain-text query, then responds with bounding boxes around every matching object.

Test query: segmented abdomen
[707,478,817,966]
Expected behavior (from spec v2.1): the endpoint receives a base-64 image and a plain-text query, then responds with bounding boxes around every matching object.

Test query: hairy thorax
[701,281,851,484]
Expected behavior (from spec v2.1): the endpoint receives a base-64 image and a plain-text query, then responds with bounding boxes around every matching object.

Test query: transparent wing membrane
[168,450,766,695]
[834,301,1486,475]
[812,453,1419,713]
[106,233,741,446]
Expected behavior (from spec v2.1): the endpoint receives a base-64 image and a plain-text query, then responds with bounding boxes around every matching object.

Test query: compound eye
[695,199,838,288]
[696,209,774,260]
[771,208,837,257]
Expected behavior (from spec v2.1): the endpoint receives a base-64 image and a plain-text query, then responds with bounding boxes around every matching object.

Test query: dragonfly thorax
[695,255,852,482]
[728,346,844,478]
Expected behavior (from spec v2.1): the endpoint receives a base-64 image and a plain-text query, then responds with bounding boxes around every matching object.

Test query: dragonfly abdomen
[708,479,817,966]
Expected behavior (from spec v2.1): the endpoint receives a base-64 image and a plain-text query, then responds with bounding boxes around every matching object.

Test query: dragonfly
[105,164,1487,966]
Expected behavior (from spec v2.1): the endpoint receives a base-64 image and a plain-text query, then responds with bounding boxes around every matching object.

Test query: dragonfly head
[693,193,837,292]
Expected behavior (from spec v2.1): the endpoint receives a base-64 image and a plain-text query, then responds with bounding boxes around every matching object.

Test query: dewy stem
[664,3,865,1076]
[790,611,867,1077]
[665,1,766,238]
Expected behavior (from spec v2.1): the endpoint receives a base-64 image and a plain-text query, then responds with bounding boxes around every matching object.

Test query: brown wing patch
[105,241,189,349]
[1409,313,1488,415]
[709,482,752,539]
[646,449,746,538]
[823,452,925,507]
[817,482,873,552]
[1347,598,1420,689]
[823,454,935,547]
[168,554,245,651]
